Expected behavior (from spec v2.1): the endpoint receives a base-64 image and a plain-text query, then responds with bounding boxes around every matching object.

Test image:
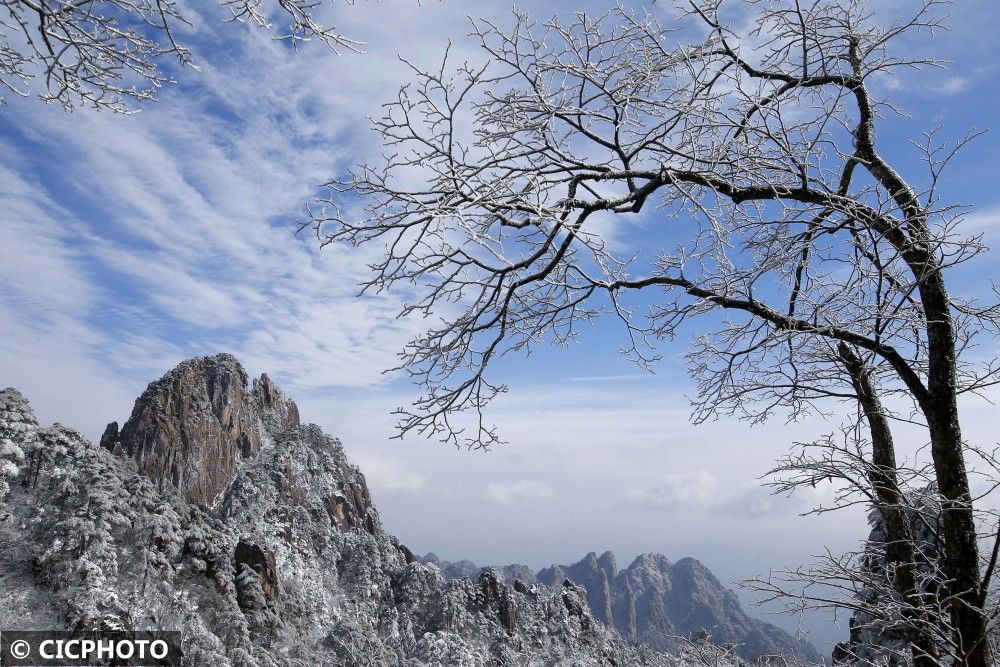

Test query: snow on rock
[423,551,822,664]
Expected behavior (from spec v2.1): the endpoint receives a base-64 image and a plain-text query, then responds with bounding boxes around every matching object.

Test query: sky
[2,0,1000,655]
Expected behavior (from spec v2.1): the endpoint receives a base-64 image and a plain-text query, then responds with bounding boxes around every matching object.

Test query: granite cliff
[100,354,300,506]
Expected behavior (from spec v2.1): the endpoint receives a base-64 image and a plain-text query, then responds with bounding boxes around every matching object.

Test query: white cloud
[0,2,448,396]
[0,157,97,317]
[484,480,556,505]
[941,76,970,95]
[622,470,719,511]
[713,484,782,518]
[352,452,427,493]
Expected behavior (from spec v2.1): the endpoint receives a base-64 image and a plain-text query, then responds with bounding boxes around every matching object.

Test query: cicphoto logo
[0,631,181,666]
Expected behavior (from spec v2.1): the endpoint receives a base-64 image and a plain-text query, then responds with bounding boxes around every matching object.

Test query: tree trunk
[850,63,992,665]
[839,343,939,667]
[918,272,992,667]
[926,407,991,667]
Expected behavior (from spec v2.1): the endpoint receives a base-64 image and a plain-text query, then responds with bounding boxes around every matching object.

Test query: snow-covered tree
[0,389,34,510]
[1,0,377,111]
[0,436,21,503]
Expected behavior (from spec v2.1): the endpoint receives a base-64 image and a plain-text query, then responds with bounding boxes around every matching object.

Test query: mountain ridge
[421,550,821,664]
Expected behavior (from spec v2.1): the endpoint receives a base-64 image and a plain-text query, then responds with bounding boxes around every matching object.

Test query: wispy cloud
[568,373,657,383]
[484,480,556,504]
[0,3,447,400]
[620,470,719,511]
[0,154,98,318]
[960,206,1000,234]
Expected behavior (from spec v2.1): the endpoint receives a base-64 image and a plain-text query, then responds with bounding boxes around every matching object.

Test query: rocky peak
[111,353,301,506]
[251,372,300,434]
[598,550,618,580]
[98,421,119,452]
[539,551,616,630]
[421,552,480,580]
[536,563,565,583]
[474,569,517,633]
[627,552,674,577]
[668,556,724,600]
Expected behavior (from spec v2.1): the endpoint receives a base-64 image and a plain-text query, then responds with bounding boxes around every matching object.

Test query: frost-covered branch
[0,0,368,111]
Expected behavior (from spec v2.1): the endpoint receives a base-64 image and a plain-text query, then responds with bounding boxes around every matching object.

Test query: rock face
[0,356,754,667]
[98,421,119,451]
[233,540,280,600]
[424,550,822,664]
[111,353,300,506]
[250,372,300,434]
[539,551,618,634]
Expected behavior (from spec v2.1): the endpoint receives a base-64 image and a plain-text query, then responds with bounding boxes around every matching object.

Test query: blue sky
[2,0,1000,652]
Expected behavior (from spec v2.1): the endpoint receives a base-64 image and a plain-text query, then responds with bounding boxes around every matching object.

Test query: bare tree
[751,426,1000,666]
[308,1,1000,664]
[0,0,364,111]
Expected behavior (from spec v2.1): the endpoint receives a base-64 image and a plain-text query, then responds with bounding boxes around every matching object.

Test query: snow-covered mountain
[422,551,820,664]
[0,354,806,665]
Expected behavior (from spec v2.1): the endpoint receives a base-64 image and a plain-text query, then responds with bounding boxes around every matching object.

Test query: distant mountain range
[422,550,821,663]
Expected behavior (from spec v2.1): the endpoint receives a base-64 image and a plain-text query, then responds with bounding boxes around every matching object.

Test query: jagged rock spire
[111,353,300,506]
